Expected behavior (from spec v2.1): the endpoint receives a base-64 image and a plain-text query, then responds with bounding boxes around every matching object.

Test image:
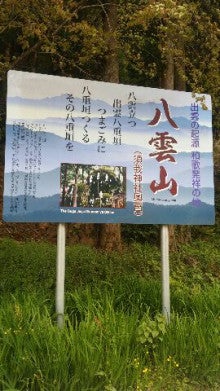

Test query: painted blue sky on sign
[7,95,212,152]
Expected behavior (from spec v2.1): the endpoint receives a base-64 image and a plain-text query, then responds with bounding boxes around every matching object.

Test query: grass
[0,288,219,390]
[0,238,219,390]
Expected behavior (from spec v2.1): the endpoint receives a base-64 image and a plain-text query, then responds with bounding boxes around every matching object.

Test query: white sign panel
[3,70,215,224]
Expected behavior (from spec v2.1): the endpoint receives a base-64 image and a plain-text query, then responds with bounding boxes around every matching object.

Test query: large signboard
[3,70,215,224]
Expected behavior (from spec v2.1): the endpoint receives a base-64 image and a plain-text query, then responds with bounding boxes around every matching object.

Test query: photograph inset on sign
[60,164,126,208]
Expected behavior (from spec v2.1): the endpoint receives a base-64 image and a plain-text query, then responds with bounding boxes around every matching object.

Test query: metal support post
[56,223,66,328]
[161,225,170,322]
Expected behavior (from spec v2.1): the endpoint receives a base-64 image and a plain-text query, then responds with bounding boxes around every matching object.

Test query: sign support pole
[161,225,170,322]
[56,223,66,328]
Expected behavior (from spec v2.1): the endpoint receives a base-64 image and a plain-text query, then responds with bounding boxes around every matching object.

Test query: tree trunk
[160,55,191,251]
[98,0,122,251]
[161,53,174,90]
[175,64,186,92]
[103,2,119,83]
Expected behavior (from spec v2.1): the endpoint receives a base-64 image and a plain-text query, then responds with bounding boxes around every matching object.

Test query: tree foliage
[0,0,107,79]
[118,0,220,135]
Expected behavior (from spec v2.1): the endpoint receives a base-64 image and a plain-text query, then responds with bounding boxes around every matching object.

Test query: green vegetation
[0,1,219,388]
[0,238,219,390]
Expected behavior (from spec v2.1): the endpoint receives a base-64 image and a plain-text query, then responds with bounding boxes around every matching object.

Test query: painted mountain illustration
[3,195,215,225]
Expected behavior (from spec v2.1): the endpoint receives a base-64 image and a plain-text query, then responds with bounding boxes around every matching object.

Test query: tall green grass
[0,238,219,390]
[1,238,219,294]
[0,285,219,390]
